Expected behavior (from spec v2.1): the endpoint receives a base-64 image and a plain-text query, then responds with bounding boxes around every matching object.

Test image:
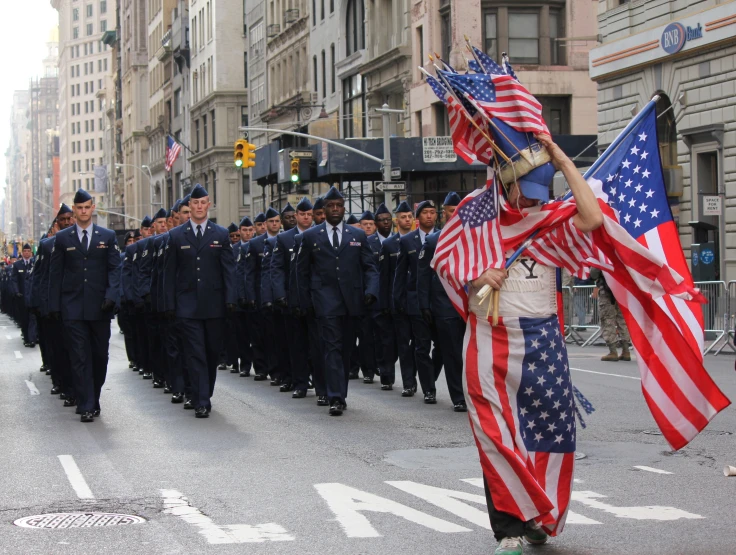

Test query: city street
[1,312,735,555]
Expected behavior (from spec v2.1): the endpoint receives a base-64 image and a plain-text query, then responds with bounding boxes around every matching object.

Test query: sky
[0,2,60,203]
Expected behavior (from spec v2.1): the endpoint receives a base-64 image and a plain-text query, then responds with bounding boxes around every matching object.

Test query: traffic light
[234,139,247,167]
[290,159,300,183]
[244,142,256,168]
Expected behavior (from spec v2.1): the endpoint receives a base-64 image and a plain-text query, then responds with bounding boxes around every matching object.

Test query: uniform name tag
[390,252,399,257]
[67,247,76,251]
[180,245,190,250]
[210,244,222,248]
[97,245,108,249]
[408,250,416,255]
[350,241,361,246]
[18,270,24,273]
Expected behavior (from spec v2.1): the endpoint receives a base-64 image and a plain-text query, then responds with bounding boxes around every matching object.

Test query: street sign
[377,181,406,192]
[422,136,457,163]
[289,150,313,159]
[390,167,402,179]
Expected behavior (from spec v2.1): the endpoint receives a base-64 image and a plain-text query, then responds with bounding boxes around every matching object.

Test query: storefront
[590,1,736,281]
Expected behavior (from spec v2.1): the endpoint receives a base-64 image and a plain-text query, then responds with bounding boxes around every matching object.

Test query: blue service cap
[359,210,375,222]
[254,212,266,223]
[281,203,295,214]
[180,194,191,206]
[443,192,461,206]
[57,203,72,217]
[172,199,182,212]
[73,188,92,204]
[313,197,325,210]
[415,199,436,217]
[375,203,390,216]
[323,186,344,201]
[227,222,238,233]
[395,200,412,214]
[346,214,359,225]
[153,208,168,221]
[190,183,208,199]
[141,215,152,228]
[22,243,31,250]
[296,197,313,211]
[265,207,279,219]
[239,216,253,227]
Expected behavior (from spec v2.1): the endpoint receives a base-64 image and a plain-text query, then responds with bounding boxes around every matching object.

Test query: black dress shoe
[132,366,140,372]
[316,395,329,406]
[39,366,46,373]
[292,389,307,399]
[59,393,68,400]
[401,388,415,397]
[217,363,227,370]
[253,374,268,381]
[142,372,153,380]
[128,362,136,369]
[50,386,61,395]
[163,385,172,394]
[230,367,239,373]
[239,370,250,377]
[152,380,164,388]
[92,409,101,417]
[183,399,194,410]
[194,407,209,418]
[279,382,294,392]
[381,384,393,391]
[138,368,145,375]
[46,369,52,376]
[348,372,359,380]
[329,401,345,416]
[363,377,374,384]
[270,378,282,386]
[453,401,468,412]
[80,412,94,423]
[171,393,184,404]
[424,391,437,404]
[63,398,77,407]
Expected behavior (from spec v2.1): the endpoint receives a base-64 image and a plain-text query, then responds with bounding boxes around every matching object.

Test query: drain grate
[14,513,146,529]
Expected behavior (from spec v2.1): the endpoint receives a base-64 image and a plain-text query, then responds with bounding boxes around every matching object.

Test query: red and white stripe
[463,312,574,535]
[165,139,182,172]
[476,75,548,134]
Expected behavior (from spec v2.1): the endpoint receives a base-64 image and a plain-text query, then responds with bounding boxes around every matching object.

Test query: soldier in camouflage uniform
[590,268,631,361]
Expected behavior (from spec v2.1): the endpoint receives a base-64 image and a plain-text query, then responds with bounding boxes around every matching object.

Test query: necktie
[196,225,203,244]
[82,229,88,252]
[332,227,339,249]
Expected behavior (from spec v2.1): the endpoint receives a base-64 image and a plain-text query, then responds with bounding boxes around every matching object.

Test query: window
[195,119,200,151]
[508,12,538,64]
[242,173,250,205]
[483,12,497,61]
[244,52,248,88]
[86,23,93,36]
[100,0,106,13]
[330,0,334,13]
[549,11,563,66]
[241,107,248,127]
[434,102,449,136]
[99,138,102,150]
[321,50,326,99]
[72,142,76,154]
[321,0,324,20]
[538,96,570,135]
[330,44,336,93]
[100,20,107,32]
[439,0,451,63]
[86,4,93,16]
[312,0,316,25]
[211,110,216,147]
[212,171,217,205]
[203,115,208,149]
[73,8,79,20]
[104,58,107,71]
[416,26,424,79]
[342,74,366,138]
[345,0,364,55]
[313,56,318,93]
[174,88,181,116]
[73,27,79,39]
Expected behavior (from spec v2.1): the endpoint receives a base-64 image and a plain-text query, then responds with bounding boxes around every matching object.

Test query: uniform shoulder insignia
[379,255,384,261]
[418,250,425,259]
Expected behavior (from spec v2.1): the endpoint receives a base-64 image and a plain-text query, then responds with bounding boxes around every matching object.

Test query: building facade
[188,0,249,225]
[590,0,736,282]
[5,91,31,240]
[169,0,193,198]
[52,0,116,210]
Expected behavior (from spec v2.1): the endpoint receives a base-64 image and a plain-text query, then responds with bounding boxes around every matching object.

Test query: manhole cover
[14,513,146,529]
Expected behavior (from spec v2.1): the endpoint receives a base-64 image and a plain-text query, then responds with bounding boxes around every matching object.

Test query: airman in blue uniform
[11,243,35,347]
[232,216,255,377]
[163,184,237,418]
[296,186,379,416]
[125,215,153,377]
[48,189,121,423]
[357,210,380,384]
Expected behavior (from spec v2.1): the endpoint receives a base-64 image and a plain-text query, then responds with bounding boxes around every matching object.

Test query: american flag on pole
[468,45,507,75]
[165,135,182,172]
[582,103,729,450]
[443,71,547,134]
[426,75,492,165]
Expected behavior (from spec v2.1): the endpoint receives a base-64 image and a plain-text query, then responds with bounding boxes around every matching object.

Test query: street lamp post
[115,163,156,215]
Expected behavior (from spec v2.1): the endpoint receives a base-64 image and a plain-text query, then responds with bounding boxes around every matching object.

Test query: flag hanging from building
[165,135,182,172]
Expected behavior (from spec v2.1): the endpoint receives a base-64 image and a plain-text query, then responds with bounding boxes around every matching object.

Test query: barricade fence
[561,280,728,355]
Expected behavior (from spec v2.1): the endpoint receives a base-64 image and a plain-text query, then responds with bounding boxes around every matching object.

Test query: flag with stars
[585,103,729,450]
[465,313,576,536]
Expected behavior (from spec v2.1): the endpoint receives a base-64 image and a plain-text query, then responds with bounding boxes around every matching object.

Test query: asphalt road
[1,313,735,555]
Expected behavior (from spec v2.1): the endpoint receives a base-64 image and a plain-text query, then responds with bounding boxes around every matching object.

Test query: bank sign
[661,22,703,55]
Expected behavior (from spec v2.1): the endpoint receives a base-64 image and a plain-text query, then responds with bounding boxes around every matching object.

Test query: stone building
[169,0,192,198]
[590,0,736,281]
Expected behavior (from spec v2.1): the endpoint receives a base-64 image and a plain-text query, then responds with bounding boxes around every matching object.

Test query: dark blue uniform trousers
[319,315,358,402]
[246,310,268,377]
[374,312,397,385]
[307,313,325,396]
[64,320,111,412]
[358,314,377,379]
[164,320,186,395]
[410,315,438,395]
[434,315,466,404]
[389,313,416,389]
[286,314,309,390]
[178,317,224,409]
[49,318,73,397]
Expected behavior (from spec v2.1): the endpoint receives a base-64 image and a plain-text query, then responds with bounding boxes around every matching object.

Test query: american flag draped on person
[425,47,728,554]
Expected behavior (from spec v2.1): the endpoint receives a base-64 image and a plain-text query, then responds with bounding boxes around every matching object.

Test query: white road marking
[24,380,40,395]
[6,335,11,340]
[161,489,293,544]
[14,350,22,359]
[461,478,601,524]
[633,466,673,475]
[314,483,471,537]
[570,367,640,380]
[572,491,703,520]
[387,481,491,529]
[57,455,94,500]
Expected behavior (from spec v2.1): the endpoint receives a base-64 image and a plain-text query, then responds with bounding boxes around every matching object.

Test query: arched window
[346,0,365,56]
[655,93,677,169]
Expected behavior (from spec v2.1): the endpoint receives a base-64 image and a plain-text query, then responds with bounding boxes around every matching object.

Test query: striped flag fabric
[165,135,182,172]
[443,71,547,134]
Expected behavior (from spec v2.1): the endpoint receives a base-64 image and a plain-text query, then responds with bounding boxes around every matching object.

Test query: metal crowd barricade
[566,285,601,347]
[713,280,736,355]
[696,280,728,355]
[562,286,583,345]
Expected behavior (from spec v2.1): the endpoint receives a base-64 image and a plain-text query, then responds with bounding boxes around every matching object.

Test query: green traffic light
[290,174,299,182]
[235,159,243,167]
